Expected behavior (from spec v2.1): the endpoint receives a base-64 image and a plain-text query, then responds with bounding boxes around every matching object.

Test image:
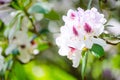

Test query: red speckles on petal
[70,13,76,19]
[69,46,76,53]
[73,26,78,36]
[30,40,36,45]
[84,23,92,33]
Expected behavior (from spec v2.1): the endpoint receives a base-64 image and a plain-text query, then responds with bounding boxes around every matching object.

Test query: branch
[23,9,37,33]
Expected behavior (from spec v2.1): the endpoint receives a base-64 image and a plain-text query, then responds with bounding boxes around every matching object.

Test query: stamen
[82,47,88,51]
[84,36,86,40]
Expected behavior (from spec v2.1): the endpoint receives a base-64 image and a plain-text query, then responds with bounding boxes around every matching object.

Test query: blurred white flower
[6,29,37,63]
[56,7,106,68]
[106,18,120,36]
[0,1,14,25]
[53,0,77,12]
[34,13,44,21]
[0,0,11,3]
[33,49,39,55]
[48,21,59,33]
[0,47,4,71]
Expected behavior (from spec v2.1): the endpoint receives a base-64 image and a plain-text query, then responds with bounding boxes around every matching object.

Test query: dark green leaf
[39,29,49,34]
[12,48,19,56]
[90,44,104,58]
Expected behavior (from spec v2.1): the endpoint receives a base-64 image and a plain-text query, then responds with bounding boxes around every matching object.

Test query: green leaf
[87,0,93,9]
[10,0,31,10]
[111,55,120,69]
[10,1,21,10]
[44,10,59,20]
[12,48,19,56]
[28,3,48,14]
[90,44,104,58]
[39,29,49,34]
[23,0,30,7]
[37,43,49,51]
[8,61,28,80]
[9,12,21,28]
[24,61,77,80]
[17,14,23,30]
[105,25,114,27]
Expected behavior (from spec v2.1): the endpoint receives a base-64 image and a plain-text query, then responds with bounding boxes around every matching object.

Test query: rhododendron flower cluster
[56,7,107,68]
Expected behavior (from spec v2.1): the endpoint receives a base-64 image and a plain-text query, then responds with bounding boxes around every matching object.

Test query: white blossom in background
[0,3,39,63]
[0,0,11,3]
[5,29,37,63]
[106,18,120,36]
[53,0,78,12]
[0,0,14,25]
[0,47,4,71]
[56,7,107,68]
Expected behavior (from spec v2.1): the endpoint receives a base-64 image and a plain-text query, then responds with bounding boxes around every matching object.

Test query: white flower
[56,7,107,68]
[106,18,120,36]
[0,47,4,71]
[5,30,37,63]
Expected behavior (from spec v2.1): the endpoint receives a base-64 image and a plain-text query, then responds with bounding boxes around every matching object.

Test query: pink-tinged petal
[73,26,78,36]
[84,23,92,33]
[69,46,76,53]
[70,13,76,19]
[67,9,76,19]
[72,50,81,68]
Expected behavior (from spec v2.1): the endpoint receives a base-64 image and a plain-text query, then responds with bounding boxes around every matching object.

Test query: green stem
[23,9,37,32]
[87,0,93,9]
[82,51,88,80]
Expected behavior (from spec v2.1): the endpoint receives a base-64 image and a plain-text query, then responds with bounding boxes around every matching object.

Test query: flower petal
[71,50,81,68]
[58,47,69,56]
[84,37,93,49]
[92,38,107,48]
[5,44,17,55]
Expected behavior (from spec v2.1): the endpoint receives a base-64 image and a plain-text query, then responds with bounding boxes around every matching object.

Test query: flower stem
[23,9,37,32]
[87,0,93,9]
[81,51,88,80]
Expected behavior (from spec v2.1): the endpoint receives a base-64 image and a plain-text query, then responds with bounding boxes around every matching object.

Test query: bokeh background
[0,0,120,80]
